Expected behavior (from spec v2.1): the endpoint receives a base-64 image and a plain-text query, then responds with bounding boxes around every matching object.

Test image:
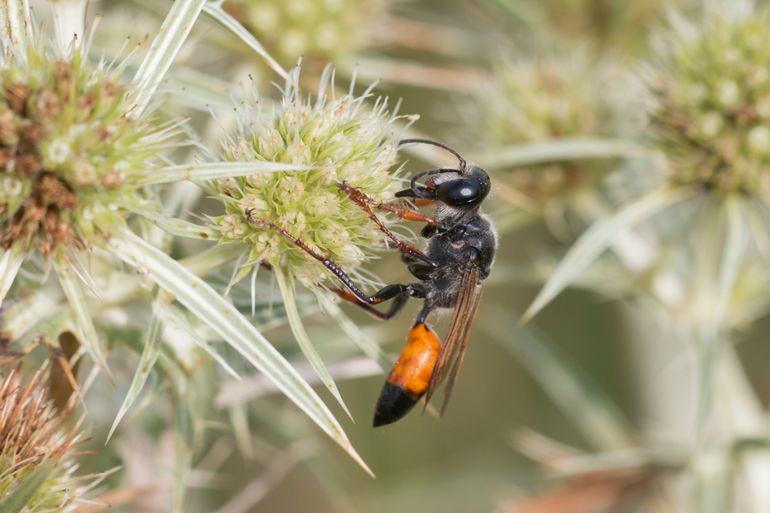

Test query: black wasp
[245,138,497,426]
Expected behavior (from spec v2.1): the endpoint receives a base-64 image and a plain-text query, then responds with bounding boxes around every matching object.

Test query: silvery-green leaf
[478,137,652,169]
[108,229,371,474]
[53,257,111,376]
[316,291,391,371]
[0,244,24,307]
[159,301,240,379]
[141,161,311,185]
[202,3,288,80]
[180,243,245,276]
[107,309,163,441]
[135,208,218,240]
[275,270,352,419]
[217,356,380,407]
[523,187,695,322]
[228,403,254,459]
[131,0,207,117]
[0,465,51,513]
[693,447,732,513]
[714,196,748,326]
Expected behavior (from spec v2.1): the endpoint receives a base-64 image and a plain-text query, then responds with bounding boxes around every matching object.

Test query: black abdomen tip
[373,381,420,427]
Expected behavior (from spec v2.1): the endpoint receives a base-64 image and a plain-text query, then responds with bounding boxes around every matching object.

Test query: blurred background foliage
[10,0,770,512]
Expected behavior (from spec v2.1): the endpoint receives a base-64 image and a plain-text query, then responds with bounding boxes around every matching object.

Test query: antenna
[399,138,466,171]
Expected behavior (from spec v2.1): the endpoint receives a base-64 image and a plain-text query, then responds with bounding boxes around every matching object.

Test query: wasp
[245,138,496,427]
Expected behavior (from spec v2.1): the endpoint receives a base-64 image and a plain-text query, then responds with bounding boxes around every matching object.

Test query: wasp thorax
[0,50,161,256]
[650,13,770,198]
[213,69,405,286]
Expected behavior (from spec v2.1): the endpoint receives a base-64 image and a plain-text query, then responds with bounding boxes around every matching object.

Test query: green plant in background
[225,0,387,66]
[6,0,770,512]
[520,4,770,512]
[649,12,770,198]
[479,51,634,236]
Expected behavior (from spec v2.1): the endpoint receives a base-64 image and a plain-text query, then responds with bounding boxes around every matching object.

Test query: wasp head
[433,165,491,209]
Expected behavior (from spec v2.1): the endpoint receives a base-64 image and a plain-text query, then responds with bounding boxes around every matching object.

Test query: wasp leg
[245,213,376,304]
[337,182,437,268]
[339,182,437,225]
[328,283,426,321]
[245,211,427,309]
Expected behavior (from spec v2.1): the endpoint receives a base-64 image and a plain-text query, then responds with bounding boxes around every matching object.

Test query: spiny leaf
[316,291,392,371]
[141,161,311,185]
[478,137,652,169]
[135,208,218,240]
[131,0,207,117]
[179,243,245,276]
[107,310,163,442]
[714,196,749,327]
[522,187,694,322]
[0,243,24,307]
[202,2,288,80]
[158,301,240,379]
[0,465,52,513]
[692,447,732,513]
[108,228,372,475]
[275,270,352,420]
[53,257,112,377]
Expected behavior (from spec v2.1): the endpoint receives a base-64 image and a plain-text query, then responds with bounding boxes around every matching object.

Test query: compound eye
[436,179,482,206]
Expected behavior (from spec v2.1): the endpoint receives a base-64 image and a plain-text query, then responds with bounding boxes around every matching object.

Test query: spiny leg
[337,182,437,268]
[337,181,437,225]
[245,212,373,303]
[245,210,421,306]
[327,282,425,321]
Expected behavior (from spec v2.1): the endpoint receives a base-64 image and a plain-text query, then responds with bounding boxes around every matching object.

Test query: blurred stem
[715,344,770,512]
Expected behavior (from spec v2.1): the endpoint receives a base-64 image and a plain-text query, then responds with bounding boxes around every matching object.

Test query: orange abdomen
[373,323,442,427]
[387,323,441,395]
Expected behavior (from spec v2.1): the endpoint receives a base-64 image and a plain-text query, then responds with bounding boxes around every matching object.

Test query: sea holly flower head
[483,53,620,204]
[0,368,84,512]
[0,47,169,258]
[649,11,770,200]
[213,67,409,287]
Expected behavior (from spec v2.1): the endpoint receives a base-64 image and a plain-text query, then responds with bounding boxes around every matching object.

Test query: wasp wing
[424,264,483,415]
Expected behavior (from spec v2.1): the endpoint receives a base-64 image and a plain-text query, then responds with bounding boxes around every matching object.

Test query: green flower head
[213,67,410,286]
[649,11,770,198]
[483,52,619,203]
[0,48,169,257]
[226,0,387,65]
